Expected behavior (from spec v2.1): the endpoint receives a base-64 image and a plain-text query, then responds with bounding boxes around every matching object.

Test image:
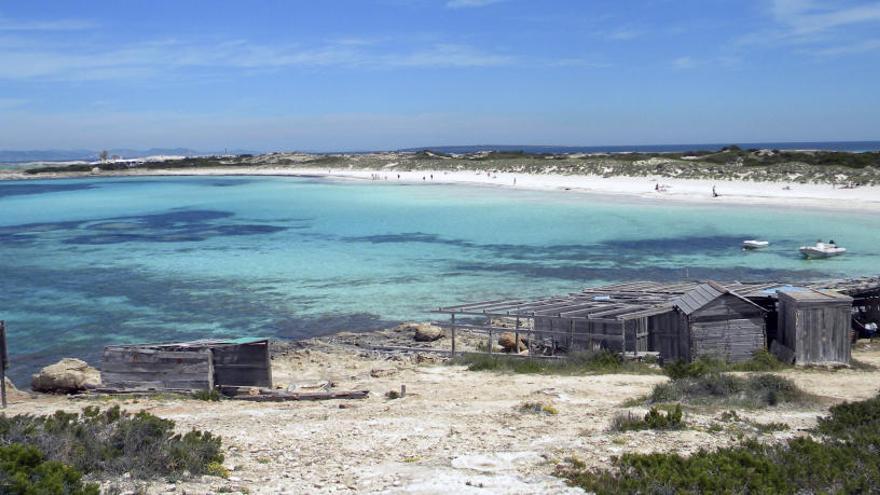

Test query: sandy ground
[3,166,880,212]
[6,332,880,495]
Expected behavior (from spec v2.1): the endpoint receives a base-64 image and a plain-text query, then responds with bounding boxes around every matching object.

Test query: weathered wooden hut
[652,282,767,363]
[101,338,272,392]
[774,289,853,365]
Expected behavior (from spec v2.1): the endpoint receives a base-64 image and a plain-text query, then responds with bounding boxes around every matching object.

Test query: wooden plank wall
[794,303,851,364]
[101,347,214,391]
[648,311,690,363]
[212,343,272,388]
[689,295,766,363]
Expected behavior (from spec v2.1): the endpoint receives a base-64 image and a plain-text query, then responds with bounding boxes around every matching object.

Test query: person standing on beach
[712,185,718,197]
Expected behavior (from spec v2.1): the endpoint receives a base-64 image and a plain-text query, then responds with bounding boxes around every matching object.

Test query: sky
[0,0,879,151]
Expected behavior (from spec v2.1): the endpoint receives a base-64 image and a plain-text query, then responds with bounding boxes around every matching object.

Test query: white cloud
[445,0,504,9]
[0,38,517,81]
[771,0,880,35]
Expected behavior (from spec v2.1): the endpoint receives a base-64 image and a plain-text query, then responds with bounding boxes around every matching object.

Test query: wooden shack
[101,338,272,392]
[774,289,853,365]
[653,282,767,363]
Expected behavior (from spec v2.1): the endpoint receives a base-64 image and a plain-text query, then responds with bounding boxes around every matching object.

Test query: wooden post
[488,328,493,355]
[0,321,7,409]
[570,319,575,353]
[450,314,456,357]
[514,317,520,355]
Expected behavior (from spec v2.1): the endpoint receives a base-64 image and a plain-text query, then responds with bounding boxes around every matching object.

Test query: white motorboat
[799,241,846,259]
[742,240,769,250]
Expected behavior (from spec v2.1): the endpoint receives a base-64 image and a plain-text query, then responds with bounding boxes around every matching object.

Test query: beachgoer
[514,177,517,185]
[655,183,659,192]
[430,174,433,180]
[712,185,718,198]
[397,174,400,179]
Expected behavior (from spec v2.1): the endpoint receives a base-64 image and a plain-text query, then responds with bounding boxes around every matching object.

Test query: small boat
[743,240,769,250]
[799,241,846,259]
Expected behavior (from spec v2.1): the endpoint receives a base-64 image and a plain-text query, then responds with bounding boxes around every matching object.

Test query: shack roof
[106,337,270,350]
[435,276,879,321]
[674,281,766,315]
[777,288,853,304]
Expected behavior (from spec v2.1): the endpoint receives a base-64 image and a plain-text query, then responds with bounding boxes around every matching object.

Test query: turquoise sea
[1,176,878,383]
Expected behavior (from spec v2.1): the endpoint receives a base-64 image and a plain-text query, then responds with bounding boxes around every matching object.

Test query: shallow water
[1,176,877,382]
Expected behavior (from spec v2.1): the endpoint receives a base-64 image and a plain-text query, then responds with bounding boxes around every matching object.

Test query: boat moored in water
[800,241,846,259]
[743,240,769,250]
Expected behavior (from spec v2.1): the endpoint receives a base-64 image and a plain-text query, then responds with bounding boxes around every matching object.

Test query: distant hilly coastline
[0,148,257,163]
[399,141,880,154]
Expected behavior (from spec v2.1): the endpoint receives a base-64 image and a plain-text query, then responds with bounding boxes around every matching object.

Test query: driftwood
[226,389,369,402]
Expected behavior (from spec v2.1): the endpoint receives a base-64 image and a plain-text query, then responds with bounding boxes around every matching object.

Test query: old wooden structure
[652,282,767,363]
[434,276,880,365]
[774,289,854,365]
[101,337,272,392]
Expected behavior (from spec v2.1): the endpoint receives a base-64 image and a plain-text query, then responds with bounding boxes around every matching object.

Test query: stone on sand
[31,358,101,393]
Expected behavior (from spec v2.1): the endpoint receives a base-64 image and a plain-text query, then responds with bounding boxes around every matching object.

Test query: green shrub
[610,405,684,432]
[649,373,809,408]
[0,406,223,480]
[558,392,880,494]
[192,389,221,401]
[663,351,788,379]
[815,395,880,437]
[451,350,658,375]
[0,443,99,495]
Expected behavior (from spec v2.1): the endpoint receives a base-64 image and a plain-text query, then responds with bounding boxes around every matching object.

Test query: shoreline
[3,166,880,212]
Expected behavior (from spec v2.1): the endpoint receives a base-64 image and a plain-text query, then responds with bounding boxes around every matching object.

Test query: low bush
[192,389,221,401]
[662,351,788,379]
[518,401,559,415]
[610,405,684,432]
[0,443,99,495]
[452,350,658,375]
[0,405,223,480]
[557,392,880,494]
[649,373,809,408]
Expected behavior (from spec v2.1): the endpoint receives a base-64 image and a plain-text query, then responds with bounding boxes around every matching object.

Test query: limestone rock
[2,377,30,402]
[31,358,101,393]
[498,333,527,352]
[397,322,444,342]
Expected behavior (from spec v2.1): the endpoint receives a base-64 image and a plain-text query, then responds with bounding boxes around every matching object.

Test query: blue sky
[1,0,879,151]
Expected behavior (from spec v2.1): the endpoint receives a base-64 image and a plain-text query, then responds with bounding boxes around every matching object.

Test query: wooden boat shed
[652,282,767,363]
[773,288,854,365]
[434,277,880,365]
[101,337,272,392]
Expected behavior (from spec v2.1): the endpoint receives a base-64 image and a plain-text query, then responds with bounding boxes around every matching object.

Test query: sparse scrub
[0,406,223,480]
[192,389,221,401]
[451,350,658,375]
[649,373,809,408]
[0,443,99,495]
[518,401,558,415]
[557,392,880,494]
[663,350,788,379]
[610,405,684,432]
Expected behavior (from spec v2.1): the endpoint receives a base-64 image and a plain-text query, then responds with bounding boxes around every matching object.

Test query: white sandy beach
[3,166,880,211]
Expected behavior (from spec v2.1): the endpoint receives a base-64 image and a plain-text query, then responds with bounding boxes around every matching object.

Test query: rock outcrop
[397,322,444,342]
[2,377,30,402]
[31,358,101,393]
[498,332,527,352]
